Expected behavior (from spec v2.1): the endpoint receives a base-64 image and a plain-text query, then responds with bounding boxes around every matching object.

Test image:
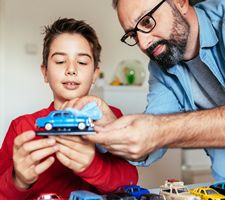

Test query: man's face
[117,0,190,70]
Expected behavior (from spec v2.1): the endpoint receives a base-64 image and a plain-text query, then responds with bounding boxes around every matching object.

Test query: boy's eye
[55,60,65,64]
[78,61,87,65]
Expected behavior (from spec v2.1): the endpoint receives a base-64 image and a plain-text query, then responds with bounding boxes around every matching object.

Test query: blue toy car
[36,110,94,132]
[116,185,150,199]
[69,190,103,200]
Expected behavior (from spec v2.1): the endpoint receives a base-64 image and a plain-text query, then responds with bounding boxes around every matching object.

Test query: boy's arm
[76,106,138,193]
[0,121,31,200]
[76,151,138,193]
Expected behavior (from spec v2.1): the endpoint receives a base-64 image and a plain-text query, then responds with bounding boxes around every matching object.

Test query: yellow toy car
[190,187,225,200]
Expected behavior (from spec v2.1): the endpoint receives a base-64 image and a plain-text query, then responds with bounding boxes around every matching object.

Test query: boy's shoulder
[11,103,54,129]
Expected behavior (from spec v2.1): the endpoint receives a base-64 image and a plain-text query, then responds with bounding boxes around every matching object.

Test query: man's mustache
[146,39,168,58]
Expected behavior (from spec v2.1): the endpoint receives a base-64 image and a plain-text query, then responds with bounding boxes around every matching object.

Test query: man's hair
[112,0,202,9]
[112,0,118,9]
[42,18,101,68]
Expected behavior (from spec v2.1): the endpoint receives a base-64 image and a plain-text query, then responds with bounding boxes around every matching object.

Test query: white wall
[0,0,149,144]
[0,0,5,141]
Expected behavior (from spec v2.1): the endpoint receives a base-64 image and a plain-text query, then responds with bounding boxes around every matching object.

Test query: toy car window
[177,188,188,193]
[200,190,205,194]
[63,112,73,118]
[217,184,222,189]
[53,113,61,117]
[172,189,176,194]
[206,190,217,195]
[162,189,170,193]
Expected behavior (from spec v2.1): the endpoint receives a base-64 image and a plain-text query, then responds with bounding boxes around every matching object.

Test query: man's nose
[137,31,153,51]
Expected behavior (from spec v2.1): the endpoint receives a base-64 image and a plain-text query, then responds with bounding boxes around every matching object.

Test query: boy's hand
[13,131,58,189]
[60,95,116,126]
[55,135,95,173]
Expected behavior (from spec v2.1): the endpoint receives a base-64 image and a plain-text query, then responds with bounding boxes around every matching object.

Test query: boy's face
[41,33,99,108]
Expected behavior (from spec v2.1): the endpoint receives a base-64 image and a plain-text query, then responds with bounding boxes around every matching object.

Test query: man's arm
[159,105,225,148]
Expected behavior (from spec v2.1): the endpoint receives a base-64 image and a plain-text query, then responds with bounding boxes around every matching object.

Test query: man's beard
[146,8,190,71]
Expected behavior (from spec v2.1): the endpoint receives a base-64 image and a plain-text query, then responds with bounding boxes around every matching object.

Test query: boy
[0,18,138,199]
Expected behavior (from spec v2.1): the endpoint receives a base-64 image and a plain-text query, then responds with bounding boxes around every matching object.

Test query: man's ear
[174,0,189,15]
[40,64,49,83]
[92,66,100,84]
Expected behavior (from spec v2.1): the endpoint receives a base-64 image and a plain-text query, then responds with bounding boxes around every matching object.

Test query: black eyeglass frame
[121,0,166,46]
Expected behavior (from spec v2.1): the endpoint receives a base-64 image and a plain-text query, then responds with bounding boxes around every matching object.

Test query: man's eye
[128,31,137,39]
[139,16,154,29]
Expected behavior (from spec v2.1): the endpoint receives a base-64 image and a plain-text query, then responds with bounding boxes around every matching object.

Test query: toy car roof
[160,180,185,189]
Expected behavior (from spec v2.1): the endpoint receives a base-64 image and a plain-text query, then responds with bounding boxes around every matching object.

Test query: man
[65,0,225,181]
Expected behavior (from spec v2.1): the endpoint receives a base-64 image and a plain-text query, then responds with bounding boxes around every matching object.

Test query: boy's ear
[40,64,49,83]
[92,67,100,84]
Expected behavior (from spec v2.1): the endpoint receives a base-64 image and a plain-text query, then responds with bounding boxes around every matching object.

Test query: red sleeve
[77,105,138,193]
[0,120,32,200]
[77,151,138,193]
[109,105,123,118]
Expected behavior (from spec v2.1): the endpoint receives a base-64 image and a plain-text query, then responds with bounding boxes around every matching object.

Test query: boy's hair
[42,18,101,69]
[112,0,118,9]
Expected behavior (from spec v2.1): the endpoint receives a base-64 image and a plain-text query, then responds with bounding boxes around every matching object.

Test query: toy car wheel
[45,123,53,131]
[78,122,86,130]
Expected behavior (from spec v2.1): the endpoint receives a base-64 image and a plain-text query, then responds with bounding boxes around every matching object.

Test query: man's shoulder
[195,0,225,20]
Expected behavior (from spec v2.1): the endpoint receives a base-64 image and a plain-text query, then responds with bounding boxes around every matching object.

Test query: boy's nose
[66,63,77,75]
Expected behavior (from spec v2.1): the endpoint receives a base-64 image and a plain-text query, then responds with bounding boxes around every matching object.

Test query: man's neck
[183,6,200,61]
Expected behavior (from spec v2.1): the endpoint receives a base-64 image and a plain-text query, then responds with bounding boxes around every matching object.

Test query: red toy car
[33,193,65,200]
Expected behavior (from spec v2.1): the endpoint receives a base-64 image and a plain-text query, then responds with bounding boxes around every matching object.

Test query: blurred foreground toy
[140,193,165,200]
[116,185,150,199]
[69,190,103,200]
[102,191,136,200]
[160,180,200,200]
[33,192,65,200]
[210,182,225,195]
[190,187,225,200]
[35,102,101,136]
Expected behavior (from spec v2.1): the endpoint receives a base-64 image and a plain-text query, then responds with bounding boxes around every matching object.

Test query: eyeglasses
[121,0,166,46]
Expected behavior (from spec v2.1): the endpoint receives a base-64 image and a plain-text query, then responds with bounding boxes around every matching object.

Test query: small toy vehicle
[190,187,225,200]
[139,193,165,200]
[36,110,94,131]
[69,190,103,200]
[116,185,150,199]
[102,192,137,200]
[33,192,65,200]
[210,182,225,195]
[160,180,200,200]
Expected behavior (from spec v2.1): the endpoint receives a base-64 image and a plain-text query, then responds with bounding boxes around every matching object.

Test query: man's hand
[60,95,116,126]
[83,114,162,161]
[55,135,95,173]
[13,131,58,189]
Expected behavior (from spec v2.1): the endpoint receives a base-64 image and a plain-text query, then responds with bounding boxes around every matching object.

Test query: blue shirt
[131,0,225,180]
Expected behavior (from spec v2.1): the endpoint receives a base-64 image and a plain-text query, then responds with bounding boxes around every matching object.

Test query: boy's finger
[16,138,56,157]
[35,156,55,175]
[25,145,58,167]
[14,131,36,150]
